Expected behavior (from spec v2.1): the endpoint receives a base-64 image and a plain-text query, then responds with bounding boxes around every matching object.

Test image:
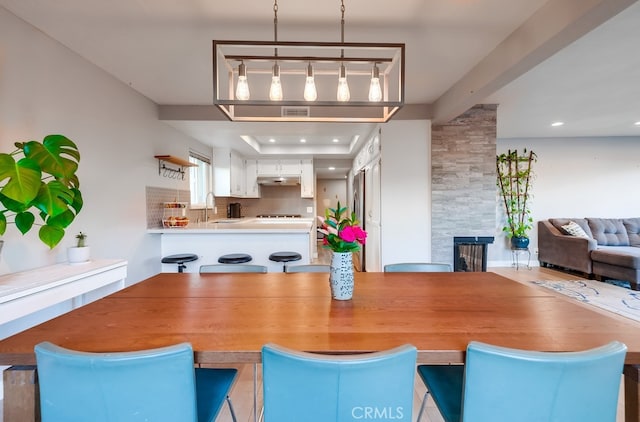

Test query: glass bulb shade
[337,64,350,102]
[304,77,317,101]
[236,76,250,101]
[269,64,283,101]
[235,62,250,100]
[368,78,382,102]
[303,63,317,101]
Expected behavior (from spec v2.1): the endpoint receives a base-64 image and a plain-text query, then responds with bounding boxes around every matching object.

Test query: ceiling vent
[281,106,310,118]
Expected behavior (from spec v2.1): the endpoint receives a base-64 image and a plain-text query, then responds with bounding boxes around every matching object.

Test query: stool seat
[269,251,302,272]
[218,253,252,264]
[161,253,198,273]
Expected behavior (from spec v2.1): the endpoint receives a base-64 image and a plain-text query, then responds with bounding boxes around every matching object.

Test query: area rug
[530,279,640,323]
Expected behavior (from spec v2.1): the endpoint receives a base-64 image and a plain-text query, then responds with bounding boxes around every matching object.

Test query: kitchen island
[148,218,315,272]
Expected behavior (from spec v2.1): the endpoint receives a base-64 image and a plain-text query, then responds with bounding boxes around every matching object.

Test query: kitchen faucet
[204,191,215,222]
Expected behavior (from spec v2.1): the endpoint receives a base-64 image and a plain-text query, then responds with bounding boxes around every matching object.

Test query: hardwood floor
[213,264,626,422]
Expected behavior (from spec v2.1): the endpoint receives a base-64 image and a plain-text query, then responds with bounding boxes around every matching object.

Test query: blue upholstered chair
[284,264,331,273]
[261,343,417,422]
[384,262,452,272]
[416,340,627,422]
[35,342,237,422]
[199,264,267,273]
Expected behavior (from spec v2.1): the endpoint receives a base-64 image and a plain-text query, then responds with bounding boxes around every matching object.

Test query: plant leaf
[32,180,74,217]
[22,135,80,180]
[0,213,6,235]
[15,211,35,234]
[0,154,42,204]
[39,224,65,249]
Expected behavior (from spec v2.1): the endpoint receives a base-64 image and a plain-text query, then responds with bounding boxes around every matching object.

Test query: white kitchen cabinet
[257,159,301,177]
[245,159,260,198]
[229,151,245,197]
[300,158,314,198]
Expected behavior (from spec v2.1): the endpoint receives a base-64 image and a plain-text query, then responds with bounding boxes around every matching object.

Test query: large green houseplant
[496,149,536,249]
[0,134,83,248]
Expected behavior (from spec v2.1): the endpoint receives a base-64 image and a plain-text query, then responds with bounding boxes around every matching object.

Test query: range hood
[257,176,301,186]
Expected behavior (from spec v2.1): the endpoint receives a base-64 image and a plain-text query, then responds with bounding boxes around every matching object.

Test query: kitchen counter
[149,218,315,272]
[147,217,314,234]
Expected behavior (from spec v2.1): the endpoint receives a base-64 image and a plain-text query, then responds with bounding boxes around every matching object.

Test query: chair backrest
[383,262,452,272]
[461,340,627,422]
[262,343,417,422]
[35,342,199,422]
[199,264,268,273]
[285,264,331,273]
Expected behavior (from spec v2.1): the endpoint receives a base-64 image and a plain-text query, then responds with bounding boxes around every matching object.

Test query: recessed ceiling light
[332,138,339,143]
[269,138,276,143]
[300,138,306,143]
[634,121,640,126]
[328,166,336,171]
[551,121,564,127]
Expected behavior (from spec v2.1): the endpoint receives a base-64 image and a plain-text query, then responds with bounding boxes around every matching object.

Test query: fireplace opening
[453,237,494,272]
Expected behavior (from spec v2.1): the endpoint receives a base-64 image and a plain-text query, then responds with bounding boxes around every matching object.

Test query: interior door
[364,158,382,271]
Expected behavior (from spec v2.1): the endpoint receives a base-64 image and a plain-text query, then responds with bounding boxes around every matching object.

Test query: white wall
[490,136,640,265]
[380,120,431,266]
[0,8,208,284]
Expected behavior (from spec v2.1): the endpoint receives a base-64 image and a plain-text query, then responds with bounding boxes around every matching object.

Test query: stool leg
[178,263,186,273]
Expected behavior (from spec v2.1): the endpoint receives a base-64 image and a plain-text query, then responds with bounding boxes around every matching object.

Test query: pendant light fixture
[368,63,382,102]
[213,0,405,122]
[269,1,283,101]
[235,61,250,101]
[336,0,350,102]
[303,62,318,101]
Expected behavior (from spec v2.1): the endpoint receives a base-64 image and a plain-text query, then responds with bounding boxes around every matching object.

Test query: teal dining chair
[261,343,417,422]
[199,264,267,273]
[416,340,627,422]
[35,342,238,422]
[384,262,452,272]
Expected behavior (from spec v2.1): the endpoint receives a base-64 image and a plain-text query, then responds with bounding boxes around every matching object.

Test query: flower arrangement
[319,202,367,253]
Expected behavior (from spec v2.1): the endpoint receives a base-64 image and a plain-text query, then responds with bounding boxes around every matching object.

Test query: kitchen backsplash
[146,185,316,228]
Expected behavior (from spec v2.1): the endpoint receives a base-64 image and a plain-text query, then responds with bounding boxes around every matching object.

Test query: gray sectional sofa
[538,218,640,290]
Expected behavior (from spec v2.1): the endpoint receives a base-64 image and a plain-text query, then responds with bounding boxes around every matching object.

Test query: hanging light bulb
[235,61,250,101]
[303,62,317,101]
[337,63,350,102]
[368,63,382,102]
[269,63,283,101]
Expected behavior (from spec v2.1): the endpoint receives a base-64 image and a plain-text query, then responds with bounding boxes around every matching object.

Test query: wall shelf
[154,155,197,180]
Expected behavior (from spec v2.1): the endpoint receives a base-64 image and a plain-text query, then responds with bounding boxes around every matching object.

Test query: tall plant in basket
[496,149,536,249]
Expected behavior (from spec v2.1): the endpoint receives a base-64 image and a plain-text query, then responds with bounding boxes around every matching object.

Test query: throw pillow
[562,221,590,238]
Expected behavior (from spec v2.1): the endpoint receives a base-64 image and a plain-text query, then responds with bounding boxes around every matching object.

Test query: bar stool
[218,253,252,264]
[269,251,302,272]
[161,253,198,273]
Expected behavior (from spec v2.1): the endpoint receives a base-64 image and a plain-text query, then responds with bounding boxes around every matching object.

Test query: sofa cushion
[623,218,640,246]
[561,221,590,238]
[549,218,593,238]
[587,218,630,246]
[591,246,640,269]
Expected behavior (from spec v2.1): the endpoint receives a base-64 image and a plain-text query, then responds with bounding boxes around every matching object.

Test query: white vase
[67,246,90,264]
[330,252,354,300]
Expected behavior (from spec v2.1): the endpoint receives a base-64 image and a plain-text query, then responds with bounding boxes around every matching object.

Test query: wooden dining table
[2,271,640,421]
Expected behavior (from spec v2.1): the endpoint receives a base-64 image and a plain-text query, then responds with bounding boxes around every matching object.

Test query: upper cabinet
[229,151,245,197]
[244,159,261,198]
[257,159,301,177]
[300,158,314,198]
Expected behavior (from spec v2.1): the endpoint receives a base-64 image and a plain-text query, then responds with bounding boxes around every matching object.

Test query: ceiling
[2,0,639,178]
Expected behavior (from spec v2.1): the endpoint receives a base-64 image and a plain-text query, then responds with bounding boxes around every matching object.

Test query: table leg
[3,365,40,422]
[625,365,640,422]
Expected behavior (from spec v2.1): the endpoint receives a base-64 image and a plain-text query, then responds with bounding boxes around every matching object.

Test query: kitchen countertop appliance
[227,203,242,218]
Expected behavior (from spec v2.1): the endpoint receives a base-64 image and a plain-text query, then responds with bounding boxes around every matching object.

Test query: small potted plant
[67,231,90,264]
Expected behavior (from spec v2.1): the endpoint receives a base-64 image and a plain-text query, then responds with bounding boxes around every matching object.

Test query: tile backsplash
[146,185,316,228]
